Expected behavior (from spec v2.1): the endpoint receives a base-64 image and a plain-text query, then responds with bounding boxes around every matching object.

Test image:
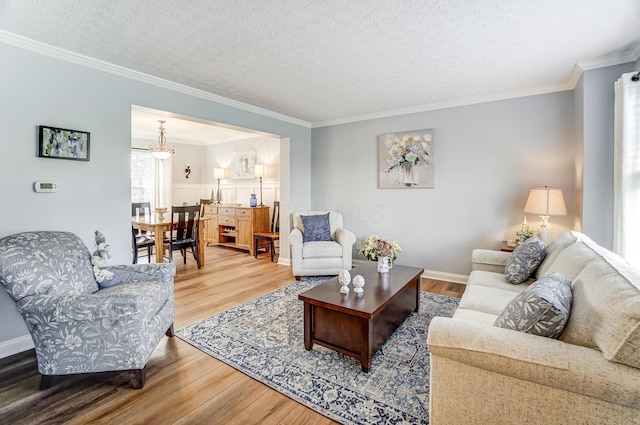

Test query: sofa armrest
[428,317,640,409]
[471,249,511,273]
[101,263,176,288]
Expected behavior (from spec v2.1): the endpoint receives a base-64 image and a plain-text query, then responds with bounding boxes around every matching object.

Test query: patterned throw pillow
[494,272,572,338]
[301,213,332,242]
[505,237,547,284]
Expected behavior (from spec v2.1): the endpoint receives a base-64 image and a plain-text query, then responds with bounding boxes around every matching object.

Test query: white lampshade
[524,186,567,216]
[213,167,225,179]
[254,163,265,178]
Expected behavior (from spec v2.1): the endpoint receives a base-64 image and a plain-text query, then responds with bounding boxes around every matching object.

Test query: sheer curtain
[613,71,640,267]
[154,157,172,212]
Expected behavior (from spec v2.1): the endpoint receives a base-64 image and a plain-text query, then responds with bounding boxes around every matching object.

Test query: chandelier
[149,120,175,160]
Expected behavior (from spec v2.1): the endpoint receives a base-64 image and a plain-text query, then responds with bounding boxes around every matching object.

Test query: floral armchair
[0,231,175,389]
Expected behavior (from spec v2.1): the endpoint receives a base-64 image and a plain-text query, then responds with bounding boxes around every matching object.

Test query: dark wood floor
[0,246,465,425]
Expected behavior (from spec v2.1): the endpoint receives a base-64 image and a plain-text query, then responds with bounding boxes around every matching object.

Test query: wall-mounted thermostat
[34,181,59,193]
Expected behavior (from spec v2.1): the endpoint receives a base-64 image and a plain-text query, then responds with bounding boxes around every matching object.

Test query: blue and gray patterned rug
[176,277,459,425]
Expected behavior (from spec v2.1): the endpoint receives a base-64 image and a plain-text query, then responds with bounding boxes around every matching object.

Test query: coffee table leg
[414,276,421,312]
[303,303,313,350]
[361,360,371,373]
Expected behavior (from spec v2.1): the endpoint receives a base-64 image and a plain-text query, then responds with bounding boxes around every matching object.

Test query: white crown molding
[312,83,572,128]
[0,30,312,129]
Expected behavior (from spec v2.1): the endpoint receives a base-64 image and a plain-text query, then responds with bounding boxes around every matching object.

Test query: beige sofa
[427,230,640,424]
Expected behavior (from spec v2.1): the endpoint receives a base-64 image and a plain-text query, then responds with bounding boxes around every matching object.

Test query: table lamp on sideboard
[524,185,567,244]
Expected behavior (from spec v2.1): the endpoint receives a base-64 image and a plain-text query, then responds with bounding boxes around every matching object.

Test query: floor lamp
[524,185,567,244]
[213,168,225,205]
[254,164,265,207]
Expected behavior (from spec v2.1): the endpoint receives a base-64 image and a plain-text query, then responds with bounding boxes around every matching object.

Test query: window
[131,150,155,208]
[613,71,640,267]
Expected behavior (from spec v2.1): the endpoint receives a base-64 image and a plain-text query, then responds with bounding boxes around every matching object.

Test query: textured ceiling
[1,0,640,125]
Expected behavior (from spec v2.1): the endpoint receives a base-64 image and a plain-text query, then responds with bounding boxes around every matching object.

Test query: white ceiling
[1,0,640,127]
[131,107,265,145]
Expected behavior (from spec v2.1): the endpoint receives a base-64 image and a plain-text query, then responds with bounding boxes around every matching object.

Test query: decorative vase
[377,256,393,273]
[401,163,415,187]
[250,194,257,207]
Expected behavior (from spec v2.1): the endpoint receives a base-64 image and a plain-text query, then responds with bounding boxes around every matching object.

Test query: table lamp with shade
[213,168,225,205]
[524,185,567,244]
[254,163,265,207]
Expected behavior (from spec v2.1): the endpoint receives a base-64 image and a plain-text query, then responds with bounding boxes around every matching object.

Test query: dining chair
[165,205,201,269]
[254,201,280,262]
[132,202,154,264]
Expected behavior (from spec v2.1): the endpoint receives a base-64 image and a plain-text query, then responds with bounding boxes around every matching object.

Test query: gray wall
[0,42,311,348]
[311,92,576,276]
[580,63,634,248]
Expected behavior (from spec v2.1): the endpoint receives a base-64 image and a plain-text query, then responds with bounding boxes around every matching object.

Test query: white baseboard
[0,335,34,359]
[277,257,292,267]
[352,259,467,284]
[421,270,468,284]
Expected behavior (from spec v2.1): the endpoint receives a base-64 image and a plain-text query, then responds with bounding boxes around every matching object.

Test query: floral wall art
[230,149,256,179]
[378,129,434,188]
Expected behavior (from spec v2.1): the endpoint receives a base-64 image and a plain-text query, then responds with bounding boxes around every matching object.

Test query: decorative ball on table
[339,269,351,294]
[353,275,365,294]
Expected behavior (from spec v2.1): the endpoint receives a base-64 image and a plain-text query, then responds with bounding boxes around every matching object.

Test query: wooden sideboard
[202,205,270,256]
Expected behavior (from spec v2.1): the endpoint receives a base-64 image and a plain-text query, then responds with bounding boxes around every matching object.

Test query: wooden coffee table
[298,262,424,372]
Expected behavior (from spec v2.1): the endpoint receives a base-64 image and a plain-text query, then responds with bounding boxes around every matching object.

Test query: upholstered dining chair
[165,205,201,269]
[131,201,155,264]
[0,231,176,389]
[288,211,356,279]
[254,201,280,262]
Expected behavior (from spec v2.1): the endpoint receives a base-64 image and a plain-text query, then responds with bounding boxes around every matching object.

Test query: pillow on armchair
[301,213,332,242]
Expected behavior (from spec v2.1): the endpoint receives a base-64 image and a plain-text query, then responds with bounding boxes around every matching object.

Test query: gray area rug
[176,277,459,425]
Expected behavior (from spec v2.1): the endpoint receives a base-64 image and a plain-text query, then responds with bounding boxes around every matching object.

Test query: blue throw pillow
[301,213,332,243]
[505,237,547,284]
[494,272,572,339]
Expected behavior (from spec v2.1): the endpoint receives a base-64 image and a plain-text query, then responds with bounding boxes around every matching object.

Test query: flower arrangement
[385,133,431,174]
[359,234,402,261]
[515,219,535,243]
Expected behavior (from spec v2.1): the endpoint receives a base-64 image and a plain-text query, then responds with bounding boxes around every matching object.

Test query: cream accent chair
[289,211,356,279]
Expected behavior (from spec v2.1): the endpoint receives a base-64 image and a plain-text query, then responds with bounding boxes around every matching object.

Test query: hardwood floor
[0,247,465,425]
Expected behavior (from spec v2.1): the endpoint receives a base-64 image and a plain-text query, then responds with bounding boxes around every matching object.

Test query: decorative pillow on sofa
[494,272,572,338]
[301,213,332,243]
[505,237,547,284]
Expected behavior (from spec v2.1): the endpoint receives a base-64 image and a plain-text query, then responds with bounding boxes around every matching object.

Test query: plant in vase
[515,218,535,243]
[359,234,402,261]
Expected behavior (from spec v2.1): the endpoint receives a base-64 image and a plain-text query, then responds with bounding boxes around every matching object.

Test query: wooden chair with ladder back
[254,201,280,262]
[131,202,154,264]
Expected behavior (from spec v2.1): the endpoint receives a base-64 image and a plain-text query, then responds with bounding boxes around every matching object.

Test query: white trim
[277,257,292,267]
[0,30,312,129]
[0,335,34,359]
[352,260,468,284]
[421,270,468,285]
[312,83,572,128]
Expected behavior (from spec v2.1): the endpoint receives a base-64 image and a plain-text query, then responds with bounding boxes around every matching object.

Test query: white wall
[0,42,311,353]
[311,91,576,276]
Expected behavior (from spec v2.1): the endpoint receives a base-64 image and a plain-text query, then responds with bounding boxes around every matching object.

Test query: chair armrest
[428,317,640,408]
[100,263,176,288]
[335,227,356,248]
[471,249,511,273]
[288,228,303,246]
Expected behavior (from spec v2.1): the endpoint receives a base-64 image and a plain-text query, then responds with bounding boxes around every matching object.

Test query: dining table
[131,214,210,266]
